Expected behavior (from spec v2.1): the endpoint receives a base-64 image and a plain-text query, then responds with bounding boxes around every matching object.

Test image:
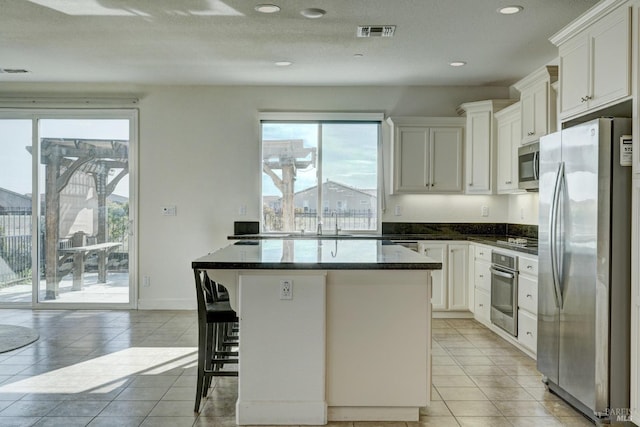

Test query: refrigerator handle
[549,161,564,309]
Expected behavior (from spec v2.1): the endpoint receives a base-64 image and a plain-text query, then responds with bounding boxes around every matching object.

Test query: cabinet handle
[479,303,484,307]
[505,180,512,184]
[479,274,483,278]
[526,294,532,298]
[585,95,592,100]
[526,331,533,336]
[526,265,533,270]
[431,183,435,187]
[468,183,473,186]
[479,252,484,256]
[527,131,535,136]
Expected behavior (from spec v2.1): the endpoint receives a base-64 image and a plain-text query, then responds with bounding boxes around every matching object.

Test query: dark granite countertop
[227,234,538,255]
[193,239,442,270]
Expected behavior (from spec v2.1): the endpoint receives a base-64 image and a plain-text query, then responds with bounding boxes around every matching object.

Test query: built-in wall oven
[490,251,518,336]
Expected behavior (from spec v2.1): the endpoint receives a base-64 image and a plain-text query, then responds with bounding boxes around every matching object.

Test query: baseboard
[236,400,327,425]
[432,310,473,319]
[328,406,419,421]
[136,298,194,310]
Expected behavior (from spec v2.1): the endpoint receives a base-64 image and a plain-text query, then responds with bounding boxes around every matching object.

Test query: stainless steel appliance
[490,251,518,336]
[538,118,631,422]
[518,142,539,191]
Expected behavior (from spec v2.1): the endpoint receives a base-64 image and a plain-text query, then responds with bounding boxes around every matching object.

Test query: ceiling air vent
[356,25,396,38]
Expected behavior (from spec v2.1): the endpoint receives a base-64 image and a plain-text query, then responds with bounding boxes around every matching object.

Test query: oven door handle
[489,267,515,279]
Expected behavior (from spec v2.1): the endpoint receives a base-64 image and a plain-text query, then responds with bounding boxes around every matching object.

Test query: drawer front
[474,289,491,323]
[474,245,492,262]
[518,274,537,314]
[474,260,491,292]
[519,255,538,277]
[518,310,537,353]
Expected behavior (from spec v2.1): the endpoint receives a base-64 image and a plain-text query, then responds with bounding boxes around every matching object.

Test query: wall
[1,83,518,309]
[507,192,539,225]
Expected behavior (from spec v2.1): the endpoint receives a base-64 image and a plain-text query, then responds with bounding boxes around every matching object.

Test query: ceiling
[0,0,599,87]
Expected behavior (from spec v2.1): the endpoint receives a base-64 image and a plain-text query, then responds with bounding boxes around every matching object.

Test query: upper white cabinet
[387,117,464,194]
[495,103,521,194]
[513,66,558,145]
[457,100,517,194]
[551,2,631,120]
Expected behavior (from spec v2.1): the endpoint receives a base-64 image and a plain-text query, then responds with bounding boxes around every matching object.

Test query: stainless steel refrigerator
[538,118,631,422]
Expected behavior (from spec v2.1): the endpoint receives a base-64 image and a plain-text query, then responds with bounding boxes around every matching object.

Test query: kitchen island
[192,239,441,425]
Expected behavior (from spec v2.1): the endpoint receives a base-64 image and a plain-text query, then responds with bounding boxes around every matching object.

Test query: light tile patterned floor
[0,310,596,426]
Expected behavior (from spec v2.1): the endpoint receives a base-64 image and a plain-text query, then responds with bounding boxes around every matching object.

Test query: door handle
[489,267,514,279]
[549,162,564,309]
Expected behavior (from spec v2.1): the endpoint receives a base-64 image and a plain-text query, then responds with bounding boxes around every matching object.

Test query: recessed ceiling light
[275,61,293,67]
[449,61,467,67]
[255,4,280,13]
[498,5,523,15]
[300,8,326,19]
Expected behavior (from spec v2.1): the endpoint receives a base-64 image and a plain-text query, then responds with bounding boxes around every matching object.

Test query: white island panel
[326,270,431,421]
[237,272,327,425]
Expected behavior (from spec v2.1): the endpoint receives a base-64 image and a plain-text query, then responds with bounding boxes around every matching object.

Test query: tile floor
[0,310,595,426]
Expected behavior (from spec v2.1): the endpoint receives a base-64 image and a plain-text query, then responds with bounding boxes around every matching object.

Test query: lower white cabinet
[517,309,537,352]
[419,241,468,312]
[471,244,492,325]
[517,254,538,355]
[474,289,491,324]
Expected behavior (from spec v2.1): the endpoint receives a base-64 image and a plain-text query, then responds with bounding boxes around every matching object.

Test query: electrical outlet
[238,205,247,216]
[394,205,402,216]
[161,206,177,216]
[143,276,151,287]
[280,279,293,300]
[481,206,489,217]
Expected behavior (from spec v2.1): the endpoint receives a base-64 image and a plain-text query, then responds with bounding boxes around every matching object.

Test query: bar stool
[193,269,238,413]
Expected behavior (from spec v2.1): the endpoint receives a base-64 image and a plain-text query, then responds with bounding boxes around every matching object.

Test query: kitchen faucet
[332,211,340,235]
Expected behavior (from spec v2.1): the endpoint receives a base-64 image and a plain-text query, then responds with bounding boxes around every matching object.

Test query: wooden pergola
[263,139,316,231]
[36,138,128,300]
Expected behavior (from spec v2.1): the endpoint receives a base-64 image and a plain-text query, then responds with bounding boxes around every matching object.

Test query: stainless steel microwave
[518,142,539,191]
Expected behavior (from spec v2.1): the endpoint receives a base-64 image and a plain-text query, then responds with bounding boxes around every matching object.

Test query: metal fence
[0,208,32,286]
[263,209,376,232]
[0,207,130,287]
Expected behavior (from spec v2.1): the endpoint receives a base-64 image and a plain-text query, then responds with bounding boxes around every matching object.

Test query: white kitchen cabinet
[419,241,468,313]
[457,100,517,194]
[517,254,538,355]
[448,244,468,311]
[419,242,447,310]
[552,4,631,120]
[388,117,464,194]
[513,66,558,145]
[495,103,521,194]
[471,243,492,325]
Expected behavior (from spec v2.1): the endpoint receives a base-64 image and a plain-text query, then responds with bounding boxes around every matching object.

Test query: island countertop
[192,239,442,270]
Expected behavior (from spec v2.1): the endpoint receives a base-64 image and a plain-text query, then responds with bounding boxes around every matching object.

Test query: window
[261,113,381,233]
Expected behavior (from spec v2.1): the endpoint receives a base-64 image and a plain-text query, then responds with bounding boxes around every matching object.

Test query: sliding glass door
[0,110,137,308]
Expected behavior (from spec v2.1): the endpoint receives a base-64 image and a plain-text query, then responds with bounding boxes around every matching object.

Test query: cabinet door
[521,81,550,144]
[590,6,630,109]
[420,243,447,310]
[474,259,491,293]
[518,309,537,353]
[496,112,520,194]
[559,34,589,118]
[518,274,537,314]
[474,289,491,325]
[394,127,429,192]
[430,127,463,193]
[466,111,492,193]
[447,244,468,311]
